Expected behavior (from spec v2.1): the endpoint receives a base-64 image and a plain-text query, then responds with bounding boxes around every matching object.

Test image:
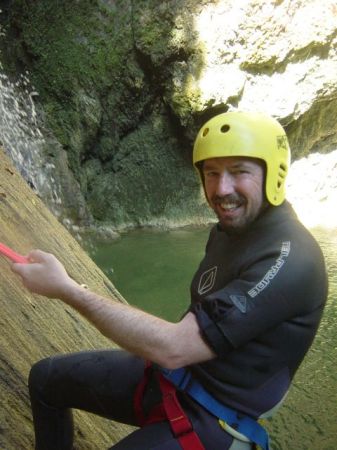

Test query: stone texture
[0,149,130,449]
[0,63,92,225]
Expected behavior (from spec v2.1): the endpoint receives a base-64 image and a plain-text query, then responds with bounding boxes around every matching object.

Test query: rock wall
[0,0,336,228]
[0,64,91,226]
[0,149,130,449]
[287,149,337,228]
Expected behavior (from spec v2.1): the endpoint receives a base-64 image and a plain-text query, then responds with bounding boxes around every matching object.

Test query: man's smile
[213,195,245,216]
[218,201,243,211]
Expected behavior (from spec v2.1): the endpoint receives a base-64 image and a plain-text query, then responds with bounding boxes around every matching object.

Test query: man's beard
[211,194,268,234]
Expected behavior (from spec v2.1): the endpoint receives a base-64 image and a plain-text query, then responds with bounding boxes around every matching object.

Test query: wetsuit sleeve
[191,240,327,357]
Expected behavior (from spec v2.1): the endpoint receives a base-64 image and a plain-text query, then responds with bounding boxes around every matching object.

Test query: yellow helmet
[193,111,291,206]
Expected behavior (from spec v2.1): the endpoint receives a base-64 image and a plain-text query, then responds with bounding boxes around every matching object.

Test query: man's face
[202,156,266,233]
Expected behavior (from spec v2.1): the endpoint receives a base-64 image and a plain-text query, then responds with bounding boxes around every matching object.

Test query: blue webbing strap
[161,367,270,450]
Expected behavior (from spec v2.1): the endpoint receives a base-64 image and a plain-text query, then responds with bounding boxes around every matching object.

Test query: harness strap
[158,374,205,450]
[134,362,205,450]
[134,361,167,426]
[161,367,270,450]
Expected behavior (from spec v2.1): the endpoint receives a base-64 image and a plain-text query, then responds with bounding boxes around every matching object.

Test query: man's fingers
[10,249,44,271]
[26,249,48,263]
[11,262,24,274]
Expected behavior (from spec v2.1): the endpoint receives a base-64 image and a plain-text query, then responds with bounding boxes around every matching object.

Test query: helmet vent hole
[220,124,230,133]
[202,128,209,137]
[279,163,287,173]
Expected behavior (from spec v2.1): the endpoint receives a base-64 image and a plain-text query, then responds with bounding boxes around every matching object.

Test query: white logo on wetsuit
[198,266,217,295]
[229,294,248,313]
[248,241,291,298]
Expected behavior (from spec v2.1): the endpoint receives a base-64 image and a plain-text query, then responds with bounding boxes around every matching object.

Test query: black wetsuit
[29,202,327,449]
[190,201,328,419]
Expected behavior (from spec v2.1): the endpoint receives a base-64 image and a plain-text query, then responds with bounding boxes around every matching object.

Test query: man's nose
[216,172,235,196]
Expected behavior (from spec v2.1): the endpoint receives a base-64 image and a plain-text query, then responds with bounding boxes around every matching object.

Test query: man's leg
[29,349,253,450]
[28,349,144,450]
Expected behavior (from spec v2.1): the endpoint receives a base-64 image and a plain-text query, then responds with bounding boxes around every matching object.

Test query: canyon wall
[0,0,336,229]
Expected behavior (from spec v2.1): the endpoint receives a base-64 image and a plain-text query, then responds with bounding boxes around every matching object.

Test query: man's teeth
[220,203,238,210]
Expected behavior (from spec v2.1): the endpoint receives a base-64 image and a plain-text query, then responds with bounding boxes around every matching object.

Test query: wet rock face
[287,149,337,228]
[0,0,336,227]
[0,66,91,226]
[0,150,130,449]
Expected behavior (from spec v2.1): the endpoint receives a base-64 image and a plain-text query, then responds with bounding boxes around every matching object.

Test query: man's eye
[232,169,248,175]
[204,171,218,178]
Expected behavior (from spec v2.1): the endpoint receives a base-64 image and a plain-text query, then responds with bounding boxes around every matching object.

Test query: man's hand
[11,250,79,299]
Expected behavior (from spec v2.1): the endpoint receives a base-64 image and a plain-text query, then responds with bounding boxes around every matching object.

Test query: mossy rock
[85,111,210,228]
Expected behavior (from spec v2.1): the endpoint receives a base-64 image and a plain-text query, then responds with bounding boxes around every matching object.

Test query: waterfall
[0,63,63,217]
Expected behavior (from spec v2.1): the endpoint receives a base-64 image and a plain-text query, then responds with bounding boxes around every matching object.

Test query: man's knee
[28,357,52,395]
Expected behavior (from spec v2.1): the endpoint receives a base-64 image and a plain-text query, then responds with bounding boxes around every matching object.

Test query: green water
[89,227,209,321]
[88,226,337,449]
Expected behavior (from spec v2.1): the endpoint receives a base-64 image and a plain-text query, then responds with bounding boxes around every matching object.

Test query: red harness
[134,363,205,450]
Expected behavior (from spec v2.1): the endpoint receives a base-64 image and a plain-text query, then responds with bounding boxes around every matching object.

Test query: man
[12,111,328,450]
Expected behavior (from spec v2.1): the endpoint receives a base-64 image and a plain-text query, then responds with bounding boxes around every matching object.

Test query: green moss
[3,0,132,169]
[85,111,205,227]
[10,1,128,90]
[168,72,203,123]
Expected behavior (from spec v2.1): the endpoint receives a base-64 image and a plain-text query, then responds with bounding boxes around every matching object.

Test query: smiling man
[202,157,266,232]
[12,112,328,450]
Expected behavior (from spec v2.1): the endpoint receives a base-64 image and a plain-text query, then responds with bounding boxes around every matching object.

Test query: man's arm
[11,250,215,369]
